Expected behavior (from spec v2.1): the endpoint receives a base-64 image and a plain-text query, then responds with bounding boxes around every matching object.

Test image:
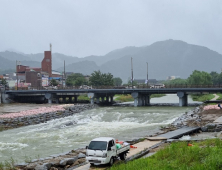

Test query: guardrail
[7,84,222,91]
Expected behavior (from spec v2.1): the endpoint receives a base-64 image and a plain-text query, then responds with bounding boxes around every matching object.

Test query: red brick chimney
[41,51,52,77]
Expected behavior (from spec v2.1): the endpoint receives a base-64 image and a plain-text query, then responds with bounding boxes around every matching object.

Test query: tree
[89,70,114,86]
[66,73,86,87]
[187,70,212,85]
[113,77,123,86]
[0,78,7,85]
[210,71,219,84]
[50,79,58,86]
[127,80,138,86]
[164,78,187,86]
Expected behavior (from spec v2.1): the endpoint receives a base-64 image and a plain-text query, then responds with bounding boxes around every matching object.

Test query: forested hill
[1,39,222,81]
[59,39,222,81]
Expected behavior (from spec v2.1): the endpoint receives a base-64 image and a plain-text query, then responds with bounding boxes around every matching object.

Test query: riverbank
[0,104,96,131]
[8,105,204,170]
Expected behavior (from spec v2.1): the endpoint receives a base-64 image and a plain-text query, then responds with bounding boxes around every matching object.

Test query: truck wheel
[109,157,114,166]
[120,153,126,160]
[90,163,94,166]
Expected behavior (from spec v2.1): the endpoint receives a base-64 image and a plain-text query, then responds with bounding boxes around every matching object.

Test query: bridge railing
[9,84,222,90]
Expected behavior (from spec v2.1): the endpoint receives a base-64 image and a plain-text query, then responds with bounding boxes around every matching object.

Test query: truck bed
[116,144,130,155]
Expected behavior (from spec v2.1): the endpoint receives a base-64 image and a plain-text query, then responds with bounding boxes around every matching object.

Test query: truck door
[107,140,116,158]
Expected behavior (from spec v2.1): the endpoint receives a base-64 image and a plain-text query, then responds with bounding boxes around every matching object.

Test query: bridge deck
[157,126,200,139]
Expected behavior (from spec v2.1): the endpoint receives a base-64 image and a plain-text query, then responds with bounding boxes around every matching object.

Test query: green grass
[77,94,89,101]
[114,94,165,102]
[110,139,222,170]
[191,94,215,102]
[0,157,16,170]
[115,95,134,102]
[216,93,222,100]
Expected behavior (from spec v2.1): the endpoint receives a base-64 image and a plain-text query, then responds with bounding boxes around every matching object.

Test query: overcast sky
[0,0,222,57]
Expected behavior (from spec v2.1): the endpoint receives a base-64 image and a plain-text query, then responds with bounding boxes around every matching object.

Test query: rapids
[0,94,200,163]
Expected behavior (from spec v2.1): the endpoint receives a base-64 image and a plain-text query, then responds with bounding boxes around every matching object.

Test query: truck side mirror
[86,146,88,149]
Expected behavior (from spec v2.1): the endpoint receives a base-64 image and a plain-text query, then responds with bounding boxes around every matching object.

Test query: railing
[7,84,222,91]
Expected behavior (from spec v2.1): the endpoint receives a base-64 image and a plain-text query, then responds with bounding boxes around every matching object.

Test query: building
[134,79,157,85]
[15,47,52,88]
[167,76,180,80]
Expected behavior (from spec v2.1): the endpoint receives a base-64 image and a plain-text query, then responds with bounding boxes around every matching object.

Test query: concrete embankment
[0,104,96,129]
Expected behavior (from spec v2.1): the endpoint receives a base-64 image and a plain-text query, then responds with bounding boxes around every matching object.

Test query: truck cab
[86,137,130,166]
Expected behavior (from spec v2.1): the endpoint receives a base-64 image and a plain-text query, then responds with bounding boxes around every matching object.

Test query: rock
[32,159,39,162]
[34,163,51,170]
[60,157,78,166]
[206,123,216,129]
[50,167,58,170]
[78,153,86,158]
[201,126,208,132]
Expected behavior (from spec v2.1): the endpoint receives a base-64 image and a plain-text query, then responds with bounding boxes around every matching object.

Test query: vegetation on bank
[114,94,166,102]
[77,94,89,101]
[110,139,222,170]
[191,94,215,102]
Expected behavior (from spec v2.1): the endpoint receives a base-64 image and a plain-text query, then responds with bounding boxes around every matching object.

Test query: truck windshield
[88,141,107,150]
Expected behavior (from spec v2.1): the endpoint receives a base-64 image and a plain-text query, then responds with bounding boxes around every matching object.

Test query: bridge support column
[138,95,143,106]
[101,97,104,103]
[63,97,66,103]
[48,98,52,104]
[45,93,53,104]
[145,95,150,106]
[110,96,113,103]
[96,97,100,104]
[105,96,108,103]
[74,96,78,103]
[69,96,72,103]
[88,93,95,105]
[177,92,188,107]
[55,98,59,104]
[131,92,139,107]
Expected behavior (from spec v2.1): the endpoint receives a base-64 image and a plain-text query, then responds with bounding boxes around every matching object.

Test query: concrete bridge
[1,88,222,106]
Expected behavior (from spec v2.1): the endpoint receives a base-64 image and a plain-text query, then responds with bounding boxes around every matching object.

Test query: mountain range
[1,39,222,82]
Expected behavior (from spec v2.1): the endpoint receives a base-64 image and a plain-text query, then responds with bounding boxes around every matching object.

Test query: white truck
[86,137,130,166]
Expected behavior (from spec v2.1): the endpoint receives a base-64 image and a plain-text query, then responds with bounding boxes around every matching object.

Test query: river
[0,94,201,163]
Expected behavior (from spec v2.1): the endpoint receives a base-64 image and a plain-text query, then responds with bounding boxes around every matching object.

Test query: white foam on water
[0,142,28,151]
[0,105,195,163]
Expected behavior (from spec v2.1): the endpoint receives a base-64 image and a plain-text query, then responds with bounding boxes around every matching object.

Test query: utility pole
[64,60,65,88]
[16,60,18,90]
[147,62,148,87]
[131,57,133,89]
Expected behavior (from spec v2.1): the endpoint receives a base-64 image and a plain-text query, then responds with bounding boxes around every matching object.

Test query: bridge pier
[74,96,78,103]
[106,96,109,103]
[177,92,188,106]
[110,96,113,103]
[95,97,99,104]
[131,92,150,107]
[88,93,95,105]
[69,96,72,103]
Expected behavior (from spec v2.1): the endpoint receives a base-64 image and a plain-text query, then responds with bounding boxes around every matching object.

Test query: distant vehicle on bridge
[79,85,92,89]
[43,86,58,90]
[150,84,165,89]
[113,86,126,89]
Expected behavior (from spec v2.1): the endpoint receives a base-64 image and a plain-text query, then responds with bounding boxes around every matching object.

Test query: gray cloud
[0,0,222,57]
